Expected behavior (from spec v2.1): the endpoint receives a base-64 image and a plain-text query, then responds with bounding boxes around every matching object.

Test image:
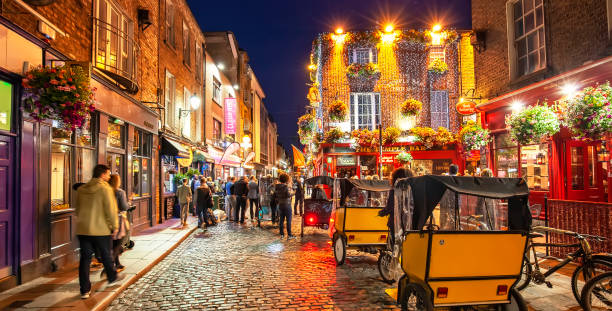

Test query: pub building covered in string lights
[301,24,478,179]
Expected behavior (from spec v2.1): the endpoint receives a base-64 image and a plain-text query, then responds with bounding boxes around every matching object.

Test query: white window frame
[212,78,221,105]
[349,93,380,131]
[182,87,191,137]
[349,47,377,64]
[506,0,546,79]
[430,90,449,129]
[164,70,176,129]
[165,0,175,47]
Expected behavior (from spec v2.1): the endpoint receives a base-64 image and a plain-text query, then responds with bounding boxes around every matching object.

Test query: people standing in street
[293,176,304,216]
[225,177,235,221]
[191,175,200,216]
[448,164,459,176]
[177,178,192,227]
[108,174,130,273]
[206,177,216,193]
[196,177,215,229]
[269,178,279,223]
[272,173,295,238]
[247,176,259,222]
[75,164,125,299]
[233,176,249,223]
[480,168,493,177]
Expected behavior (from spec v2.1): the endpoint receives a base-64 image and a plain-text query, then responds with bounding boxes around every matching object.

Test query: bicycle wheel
[515,254,532,291]
[571,257,612,303]
[580,271,612,310]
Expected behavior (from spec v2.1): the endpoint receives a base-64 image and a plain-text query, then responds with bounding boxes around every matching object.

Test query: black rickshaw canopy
[395,175,531,231]
[336,178,392,206]
[305,176,334,187]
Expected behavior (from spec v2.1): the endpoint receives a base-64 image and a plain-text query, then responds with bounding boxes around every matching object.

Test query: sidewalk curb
[92,225,197,311]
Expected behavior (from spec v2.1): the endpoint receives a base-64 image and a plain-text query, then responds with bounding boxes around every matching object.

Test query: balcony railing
[92,17,139,94]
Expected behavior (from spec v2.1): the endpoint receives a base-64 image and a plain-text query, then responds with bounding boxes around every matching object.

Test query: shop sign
[456,100,477,115]
[380,155,395,164]
[224,98,237,134]
[358,145,431,153]
[336,156,356,166]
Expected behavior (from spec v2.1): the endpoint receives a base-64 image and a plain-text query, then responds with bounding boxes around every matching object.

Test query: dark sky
[187,0,472,154]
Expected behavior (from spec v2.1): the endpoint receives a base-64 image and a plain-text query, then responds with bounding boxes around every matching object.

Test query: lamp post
[178,95,201,136]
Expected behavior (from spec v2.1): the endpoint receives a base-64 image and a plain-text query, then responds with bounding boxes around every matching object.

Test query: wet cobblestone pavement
[107,218,399,310]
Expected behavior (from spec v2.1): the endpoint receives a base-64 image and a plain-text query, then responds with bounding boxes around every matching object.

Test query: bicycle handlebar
[533,226,607,241]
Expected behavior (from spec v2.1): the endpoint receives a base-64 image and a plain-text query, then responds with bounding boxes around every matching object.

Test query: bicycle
[580,271,612,310]
[516,225,612,305]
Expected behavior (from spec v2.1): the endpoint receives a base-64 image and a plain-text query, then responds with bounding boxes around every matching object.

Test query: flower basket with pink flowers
[563,82,612,140]
[506,104,560,145]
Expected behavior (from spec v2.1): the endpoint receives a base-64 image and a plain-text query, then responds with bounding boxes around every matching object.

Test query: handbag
[113,212,129,240]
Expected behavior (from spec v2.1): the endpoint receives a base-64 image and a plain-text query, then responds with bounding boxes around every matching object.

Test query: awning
[161,137,190,158]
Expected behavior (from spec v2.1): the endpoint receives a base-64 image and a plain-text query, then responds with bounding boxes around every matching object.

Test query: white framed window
[429,45,445,62]
[430,90,449,129]
[182,22,191,67]
[182,88,191,137]
[349,93,380,131]
[164,70,176,129]
[507,0,546,78]
[212,78,221,104]
[349,48,377,64]
[94,0,134,77]
[165,0,175,47]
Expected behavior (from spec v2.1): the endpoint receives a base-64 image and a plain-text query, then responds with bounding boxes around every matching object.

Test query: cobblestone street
[106,218,580,311]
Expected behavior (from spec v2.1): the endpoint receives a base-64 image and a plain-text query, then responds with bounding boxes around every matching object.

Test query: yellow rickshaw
[330,178,391,265]
[388,175,531,311]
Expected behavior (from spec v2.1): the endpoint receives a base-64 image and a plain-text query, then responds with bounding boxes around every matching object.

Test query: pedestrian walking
[233,176,249,223]
[108,174,130,273]
[196,177,215,229]
[191,175,200,215]
[247,176,259,222]
[176,178,192,227]
[206,177,216,193]
[272,173,295,238]
[293,176,304,216]
[224,177,235,221]
[75,164,125,299]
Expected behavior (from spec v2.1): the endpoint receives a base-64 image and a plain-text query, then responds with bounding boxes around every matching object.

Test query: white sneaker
[104,273,126,289]
[80,291,91,299]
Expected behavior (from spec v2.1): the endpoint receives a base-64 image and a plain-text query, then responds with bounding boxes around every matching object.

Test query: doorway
[566,140,604,201]
[107,153,125,184]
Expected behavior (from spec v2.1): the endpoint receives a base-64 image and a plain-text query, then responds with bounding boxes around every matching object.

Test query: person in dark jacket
[232,176,249,223]
[293,177,304,216]
[196,178,215,229]
[272,173,295,238]
[378,168,413,245]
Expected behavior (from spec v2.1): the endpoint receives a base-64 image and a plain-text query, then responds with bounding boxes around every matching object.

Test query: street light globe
[384,24,394,33]
[432,24,442,32]
[189,95,201,110]
[242,135,251,144]
[335,27,343,35]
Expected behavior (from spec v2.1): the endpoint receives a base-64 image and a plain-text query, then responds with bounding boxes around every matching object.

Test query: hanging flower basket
[563,82,612,140]
[307,85,321,105]
[324,127,344,143]
[428,58,448,75]
[434,127,457,147]
[459,120,491,151]
[297,113,315,134]
[328,100,348,122]
[506,104,560,145]
[346,63,380,79]
[383,127,401,146]
[351,128,375,147]
[395,151,413,165]
[22,65,96,130]
[400,99,422,117]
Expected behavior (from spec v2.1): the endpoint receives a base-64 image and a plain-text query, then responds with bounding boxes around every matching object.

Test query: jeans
[249,198,259,220]
[279,203,292,236]
[225,195,235,221]
[78,235,117,294]
[294,197,304,215]
[235,196,247,222]
[180,202,189,224]
[270,202,278,223]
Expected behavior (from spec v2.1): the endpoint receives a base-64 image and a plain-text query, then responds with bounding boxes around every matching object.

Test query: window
[165,0,175,47]
[51,117,96,212]
[493,133,519,178]
[349,48,377,64]
[132,129,152,197]
[183,88,191,137]
[107,121,125,149]
[0,80,12,131]
[182,22,191,67]
[520,143,549,190]
[349,93,380,130]
[509,0,546,77]
[213,118,222,140]
[165,70,176,128]
[430,90,449,129]
[94,0,134,78]
[429,45,445,62]
[213,77,221,104]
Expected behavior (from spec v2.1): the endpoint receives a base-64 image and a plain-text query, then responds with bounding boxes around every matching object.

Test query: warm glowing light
[430,32,443,45]
[335,27,344,35]
[217,63,225,70]
[432,24,442,32]
[459,97,465,103]
[308,64,317,71]
[562,83,579,97]
[511,100,524,112]
[384,24,394,33]
[331,33,346,43]
[233,84,239,90]
[381,30,397,44]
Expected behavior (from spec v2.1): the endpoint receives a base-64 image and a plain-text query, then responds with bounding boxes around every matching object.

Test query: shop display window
[493,133,519,178]
[359,155,377,177]
[570,146,584,190]
[107,121,124,149]
[51,143,71,211]
[132,129,152,197]
[520,143,549,190]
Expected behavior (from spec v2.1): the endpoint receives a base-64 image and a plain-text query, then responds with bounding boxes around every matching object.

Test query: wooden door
[566,141,604,201]
[0,134,14,279]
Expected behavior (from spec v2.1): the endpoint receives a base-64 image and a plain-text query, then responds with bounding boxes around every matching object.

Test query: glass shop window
[520,143,549,190]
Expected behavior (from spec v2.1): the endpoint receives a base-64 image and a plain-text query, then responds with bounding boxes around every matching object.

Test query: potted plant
[383,127,401,146]
[506,104,560,145]
[346,62,380,79]
[328,100,348,122]
[563,82,612,140]
[22,65,96,130]
[395,151,413,166]
[351,128,375,147]
[434,127,457,148]
[297,113,315,133]
[400,99,422,117]
[459,121,490,151]
[324,127,344,143]
[410,126,437,149]
[428,58,448,75]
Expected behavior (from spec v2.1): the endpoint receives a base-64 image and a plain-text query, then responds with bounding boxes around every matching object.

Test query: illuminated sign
[224,98,237,134]
[456,100,477,115]
[336,156,356,166]
[380,155,395,164]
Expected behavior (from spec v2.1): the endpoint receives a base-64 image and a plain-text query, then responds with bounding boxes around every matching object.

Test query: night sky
[187,0,472,155]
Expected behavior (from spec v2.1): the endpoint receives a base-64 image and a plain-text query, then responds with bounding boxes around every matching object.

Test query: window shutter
[350,94,355,131]
[430,91,449,129]
[374,93,380,128]
[371,48,378,64]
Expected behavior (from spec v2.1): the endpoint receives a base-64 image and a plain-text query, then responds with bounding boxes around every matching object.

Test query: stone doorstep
[0,217,198,311]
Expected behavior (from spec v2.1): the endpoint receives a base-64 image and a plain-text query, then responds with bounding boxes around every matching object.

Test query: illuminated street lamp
[384,24,394,33]
[335,27,344,35]
[178,95,201,136]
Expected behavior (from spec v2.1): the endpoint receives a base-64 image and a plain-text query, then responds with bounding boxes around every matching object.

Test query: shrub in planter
[346,62,380,79]
[410,127,437,149]
[383,127,401,146]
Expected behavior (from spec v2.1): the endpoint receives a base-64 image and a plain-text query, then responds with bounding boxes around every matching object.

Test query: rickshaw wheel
[401,283,432,311]
[515,254,532,291]
[333,235,346,265]
[378,251,396,284]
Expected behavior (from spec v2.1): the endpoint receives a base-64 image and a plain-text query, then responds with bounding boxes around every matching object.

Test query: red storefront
[314,142,463,179]
[478,56,612,208]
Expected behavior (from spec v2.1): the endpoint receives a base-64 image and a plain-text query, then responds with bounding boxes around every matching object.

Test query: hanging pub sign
[456,100,477,115]
[224,97,237,134]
